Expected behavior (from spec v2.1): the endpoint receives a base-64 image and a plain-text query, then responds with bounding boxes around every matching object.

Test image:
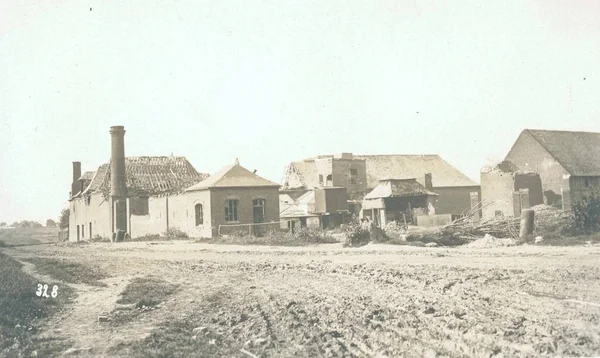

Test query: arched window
[195,204,203,226]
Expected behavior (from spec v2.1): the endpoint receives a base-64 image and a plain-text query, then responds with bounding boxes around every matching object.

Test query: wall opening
[225,200,239,222]
[195,204,203,226]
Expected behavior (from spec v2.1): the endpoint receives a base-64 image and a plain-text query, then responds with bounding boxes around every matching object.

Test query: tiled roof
[186,163,280,191]
[80,157,207,198]
[79,171,95,180]
[355,155,478,189]
[364,179,438,200]
[524,129,600,176]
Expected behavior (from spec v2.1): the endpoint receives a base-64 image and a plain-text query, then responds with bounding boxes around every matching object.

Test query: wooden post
[519,209,534,238]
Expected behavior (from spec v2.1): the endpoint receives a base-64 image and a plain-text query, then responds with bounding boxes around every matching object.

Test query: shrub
[163,227,189,240]
[384,221,408,241]
[566,194,600,235]
[342,220,371,247]
[89,235,111,243]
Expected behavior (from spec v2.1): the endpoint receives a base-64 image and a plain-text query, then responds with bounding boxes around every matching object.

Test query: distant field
[0,227,60,246]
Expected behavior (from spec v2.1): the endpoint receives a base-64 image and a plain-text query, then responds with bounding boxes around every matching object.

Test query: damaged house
[69,126,280,241]
[480,161,543,220]
[69,126,208,241]
[281,153,480,221]
[361,178,440,228]
[505,129,600,210]
[280,187,349,230]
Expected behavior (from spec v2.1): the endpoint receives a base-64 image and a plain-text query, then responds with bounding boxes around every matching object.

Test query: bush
[384,221,408,241]
[566,194,600,235]
[204,227,337,246]
[342,221,371,247]
[89,235,111,243]
[163,227,189,240]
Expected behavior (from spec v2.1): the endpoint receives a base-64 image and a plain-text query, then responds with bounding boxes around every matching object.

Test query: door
[252,199,266,236]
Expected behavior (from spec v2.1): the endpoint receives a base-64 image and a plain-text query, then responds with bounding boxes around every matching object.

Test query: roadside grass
[0,227,59,246]
[24,257,110,287]
[198,228,339,246]
[0,252,73,357]
[129,227,190,242]
[110,277,178,326]
[108,291,227,357]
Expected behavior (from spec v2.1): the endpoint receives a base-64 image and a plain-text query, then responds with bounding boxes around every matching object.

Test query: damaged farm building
[480,161,543,221]
[68,126,280,241]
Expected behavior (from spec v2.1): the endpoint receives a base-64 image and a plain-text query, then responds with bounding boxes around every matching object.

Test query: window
[82,224,85,238]
[195,204,204,226]
[89,223,92,238]
[225,200,239,222]
[350,168,358,185]
[326,174,332,186]
[318,174,324,184]
[585,179,591,188]
[77,225,80,240]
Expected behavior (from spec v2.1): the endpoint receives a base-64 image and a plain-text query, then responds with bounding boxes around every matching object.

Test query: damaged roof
[79,156,208,199]
[186,163,280,192]
[523,129,600,176]
[355,155,478,189]
[364,178,438,200]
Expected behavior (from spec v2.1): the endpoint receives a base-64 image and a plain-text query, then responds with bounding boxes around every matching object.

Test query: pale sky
[1,0,599,224]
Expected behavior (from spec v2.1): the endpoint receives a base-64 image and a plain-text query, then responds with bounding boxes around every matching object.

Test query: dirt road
[4,241,600,357]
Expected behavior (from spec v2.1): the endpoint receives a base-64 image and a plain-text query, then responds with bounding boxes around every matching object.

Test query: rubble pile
[531,204,571,235]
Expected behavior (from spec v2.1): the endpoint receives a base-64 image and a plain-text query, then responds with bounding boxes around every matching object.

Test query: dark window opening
[326,174,332,186]
[318,174,324,184]
[225,200,239,222]
[82,224,85,239]
[350,168,358,185]
[195,204,203,226]
[585,179,591,188]
[89,223,92,238]
[131,197,149,216]
[77,225,80,241]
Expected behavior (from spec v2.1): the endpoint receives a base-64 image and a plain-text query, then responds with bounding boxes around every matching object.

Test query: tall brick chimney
[110,125,127,235]
[71,161,82,196]
[110,126,127,198]
[424,173,433,190]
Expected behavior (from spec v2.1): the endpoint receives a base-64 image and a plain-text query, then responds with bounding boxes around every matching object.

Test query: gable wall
[505,130,569,205]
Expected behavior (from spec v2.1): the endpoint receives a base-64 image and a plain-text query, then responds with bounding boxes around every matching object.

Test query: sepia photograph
[1,1,600,357]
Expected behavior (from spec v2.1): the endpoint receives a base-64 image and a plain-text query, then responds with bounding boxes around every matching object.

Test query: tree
[59,208,70,229]
[46,219,57,228]
[0,222,6,228]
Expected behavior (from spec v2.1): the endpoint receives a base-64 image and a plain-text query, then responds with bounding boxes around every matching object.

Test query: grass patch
[110,277,178,326]
[199,228,339,246]
[0,252,73,356]
[128,227,189,242]
[0,227,58,246]
[108,318,225,357]
[24,257,110,287]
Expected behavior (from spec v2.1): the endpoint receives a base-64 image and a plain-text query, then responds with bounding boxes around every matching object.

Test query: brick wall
[209,187,280,238]
[505,131,569,205]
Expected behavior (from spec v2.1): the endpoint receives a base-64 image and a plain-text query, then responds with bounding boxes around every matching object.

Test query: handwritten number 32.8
[36,284,58,298]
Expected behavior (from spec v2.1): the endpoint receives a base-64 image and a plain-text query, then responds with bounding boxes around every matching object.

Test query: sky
[1,0,599,224]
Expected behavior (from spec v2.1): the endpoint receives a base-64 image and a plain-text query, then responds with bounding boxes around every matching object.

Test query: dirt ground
[3,240,600,357]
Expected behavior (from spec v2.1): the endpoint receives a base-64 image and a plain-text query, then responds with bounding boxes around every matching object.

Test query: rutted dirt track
[5,242,600,357]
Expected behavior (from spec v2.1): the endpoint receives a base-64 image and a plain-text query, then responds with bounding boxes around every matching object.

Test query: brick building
[505,129,600,210]
[185,159,281,238]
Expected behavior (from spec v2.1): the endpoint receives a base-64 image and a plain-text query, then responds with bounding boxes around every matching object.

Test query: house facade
[505,129,600,210]
[185,160,281,238]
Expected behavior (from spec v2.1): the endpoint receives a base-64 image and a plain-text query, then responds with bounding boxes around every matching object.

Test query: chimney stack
[110,126,128,236]
[71,161,82,196]
[424,173,433,190]
[109,126,127,198]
